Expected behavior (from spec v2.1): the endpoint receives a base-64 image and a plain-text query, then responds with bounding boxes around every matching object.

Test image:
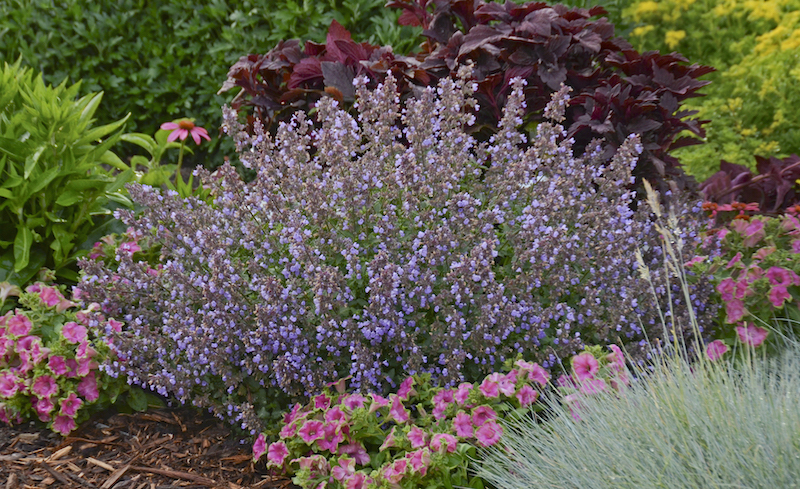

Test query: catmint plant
[79,70,716,432]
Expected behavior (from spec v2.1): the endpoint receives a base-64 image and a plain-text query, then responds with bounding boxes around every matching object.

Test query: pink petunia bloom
[454,382,473,404]
[253,434,267,462]
[432,389,454,408]
[0,372,20,397]
[793,239,800,254]
[479,375,500,398]
[429,433,458,453]
[725,299,746,324]
[368,394,389,413]
[475,420,503,447]
[317,422,345,452]
[267,440,289,467]
[33,396,55,422]
[341,394,366,411]
[118,242,141,255]
[331,457,355,482]
[717,278,736,302]
[345,472,367,489]
[706,340,729,361]
[397,377,417,400]
[453,411,473,438]
[31,375,58,399]
[607,344,625,368]
[684,255,706,268]
[579,378,607,395]
[76,357,98,377]
[75,341,97,360]
[572,352,599,381]
[313,393,331,410]
[497,374,516,397]
[324,406,347,424]
[38,286,65,308]
[17,335,49,365]
[107,318,124,333]
[279,421,300,439]
[338,443,370,465]
[52,415,77,435]
[59,393,83,417]
[65,358,80,378]
[406,448,431,476]
[61,322,87,344]
[736,324,770,347]
[557,374,576,388]
[742,219,766,248]
[283,403,305,425]
[766,266,800,287]
[753,246,777,261]
[516,385,539,406]
[294,455,329,477]
[564,393,583,421]
[768,286,792,308]
[7,313,32,337]
[298,420,325,444]
[387,395,409,424]
[471,405,498,427]
[387,459,408,483]
[380,427,398,452]
[160,120,211,145]
[725,252,743,269]
[77,372,99,402]
[407,426,428,448]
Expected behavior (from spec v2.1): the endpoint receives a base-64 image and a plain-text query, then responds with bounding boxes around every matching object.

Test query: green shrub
[476,337,800,488]
[0,59,132,285]
[0,0,420,171]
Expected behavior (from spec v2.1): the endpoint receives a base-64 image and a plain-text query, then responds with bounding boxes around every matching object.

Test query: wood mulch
[0,406,299,489]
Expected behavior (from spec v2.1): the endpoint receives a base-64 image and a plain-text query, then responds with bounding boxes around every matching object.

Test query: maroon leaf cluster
[220,0,714,195]
[700,154,800,214]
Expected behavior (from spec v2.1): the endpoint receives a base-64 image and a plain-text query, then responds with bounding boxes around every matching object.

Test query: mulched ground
[0,407,298,489]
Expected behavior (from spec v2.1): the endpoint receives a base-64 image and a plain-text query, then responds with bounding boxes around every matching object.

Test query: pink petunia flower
[479,375,500,398]
[725,299,746,323]
[407,426,428,448]
[118,241,141,255]
[387,395,409,424]
[7,313,32,337]
[406,448,431,476]
[497,374,516,397]
[572,352,599,381]
[107,318,124,333]
[397,377,417,400]
[379,427,398,452]
[766,266,800,287]
[768,286,792,308]
[471,405,498,427]
[579,378,607,395]
[52,415,77,435]
[454,382,473,404]
[61,322,87,344]
[453,411,473,438]
[77,372,99,402]
[59,393,83,417]
[753,246,777,261]
[368,394,388,413]
[38,286,64,308]
[267,440,289,467]
[429,433,458,453]
[161,120,211,145]
[33,396,55,422]
[0,372,20,397]
[338,442,370,465]
[742,219,765,248]
[725,252,743,269]
[317,422,345,452]
[253,434,267,462]
[324,406,347,424]
[31,375,58,399]
[516,384,539,406]
[706,340,729,361]
[313,393,331,410]
[475,420,503,447]
[331,457,355,482]
[298,420,325,444]
[736,324,770,347]
[341,394,366,411]
[345,472,367,489]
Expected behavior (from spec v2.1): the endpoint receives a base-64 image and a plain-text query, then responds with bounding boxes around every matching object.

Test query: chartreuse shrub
[78,73,715,434]
[0,59,133,286]
[0,281,131,435]
[0,0,419,170]
[623,0,800,181]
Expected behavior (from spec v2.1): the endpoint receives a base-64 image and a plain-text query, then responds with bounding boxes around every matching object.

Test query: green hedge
[0,0,419,169]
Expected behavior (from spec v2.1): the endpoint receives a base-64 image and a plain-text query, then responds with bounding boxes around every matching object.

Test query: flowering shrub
[79,72,715,433]
[687,206,800,353]
[254,357,554,489]
[0,282,128,434]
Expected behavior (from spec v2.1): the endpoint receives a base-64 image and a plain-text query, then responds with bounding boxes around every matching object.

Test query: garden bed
[0,406,290,489]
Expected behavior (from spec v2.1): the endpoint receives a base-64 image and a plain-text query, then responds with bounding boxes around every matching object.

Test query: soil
[0,406,299,489]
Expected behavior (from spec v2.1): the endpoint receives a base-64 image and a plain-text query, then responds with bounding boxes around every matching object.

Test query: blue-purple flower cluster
[78,72,716,432]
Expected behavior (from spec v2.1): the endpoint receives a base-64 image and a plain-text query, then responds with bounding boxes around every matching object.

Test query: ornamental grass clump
[79,71,714,433]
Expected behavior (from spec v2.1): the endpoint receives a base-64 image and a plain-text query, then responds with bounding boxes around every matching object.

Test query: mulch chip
[0,407,298,489]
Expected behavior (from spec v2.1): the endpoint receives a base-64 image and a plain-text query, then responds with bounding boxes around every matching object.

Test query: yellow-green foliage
[623,0,800,181]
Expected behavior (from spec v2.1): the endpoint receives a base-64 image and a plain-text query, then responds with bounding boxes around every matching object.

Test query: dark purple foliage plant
[79,72,715,433]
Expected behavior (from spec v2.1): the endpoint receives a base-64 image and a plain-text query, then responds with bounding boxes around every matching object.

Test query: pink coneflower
[160,119,211,145]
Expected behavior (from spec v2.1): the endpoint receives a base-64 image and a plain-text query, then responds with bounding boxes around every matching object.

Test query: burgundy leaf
[320,62,356,101]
